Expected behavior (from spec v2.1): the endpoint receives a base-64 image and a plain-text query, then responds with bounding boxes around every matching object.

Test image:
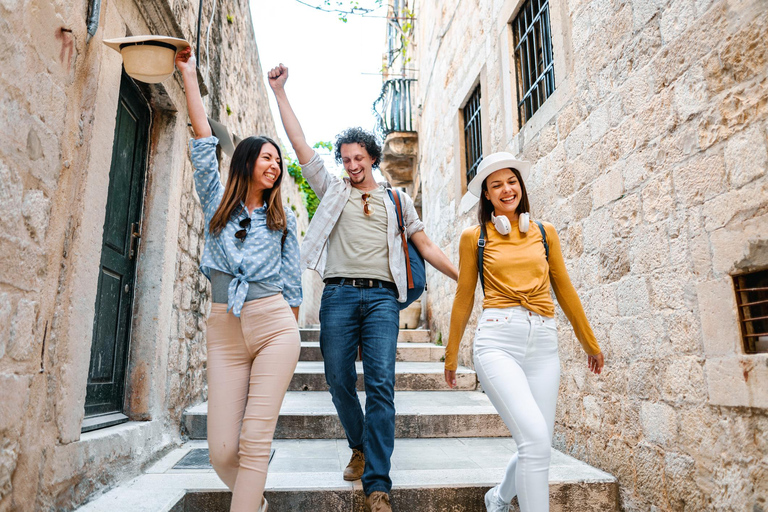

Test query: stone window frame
[698,229,768,410]
[497,0,573,144]
[454,67,491,208]
[510,0,557,128]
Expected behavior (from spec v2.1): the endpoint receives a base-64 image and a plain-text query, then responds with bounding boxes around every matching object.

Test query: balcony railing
[373,78,416,137]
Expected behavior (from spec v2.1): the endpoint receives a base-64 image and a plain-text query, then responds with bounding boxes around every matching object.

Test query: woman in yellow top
[444,152,604,512]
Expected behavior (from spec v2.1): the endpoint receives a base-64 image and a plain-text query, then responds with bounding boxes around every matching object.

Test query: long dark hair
[209,136,286,236]
[477,168,531,225]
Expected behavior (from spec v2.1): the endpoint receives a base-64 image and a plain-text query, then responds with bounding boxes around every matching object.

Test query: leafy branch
[294,0,385,22]
[284,141,332,221]
[386,5,415,68]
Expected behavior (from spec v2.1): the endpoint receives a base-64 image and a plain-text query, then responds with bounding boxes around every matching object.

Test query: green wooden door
[83,73,150,429]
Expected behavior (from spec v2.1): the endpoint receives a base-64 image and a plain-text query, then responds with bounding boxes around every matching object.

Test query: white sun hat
[466,152,532,197]
[103,35,190,83]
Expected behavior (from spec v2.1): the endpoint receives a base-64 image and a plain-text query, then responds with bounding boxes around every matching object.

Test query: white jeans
[474,307,561,512]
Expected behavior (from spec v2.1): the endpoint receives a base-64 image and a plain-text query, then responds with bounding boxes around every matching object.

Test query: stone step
[183,391,507,440]
[300,342,445,362]
[300,328,432,343]
[76,438,619,512]
[288,361,475,391]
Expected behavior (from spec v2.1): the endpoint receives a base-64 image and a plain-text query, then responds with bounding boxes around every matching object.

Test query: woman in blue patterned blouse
[176,47,300,512]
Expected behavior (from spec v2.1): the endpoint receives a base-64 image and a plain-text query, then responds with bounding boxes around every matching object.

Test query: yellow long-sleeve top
[445,221,601,370]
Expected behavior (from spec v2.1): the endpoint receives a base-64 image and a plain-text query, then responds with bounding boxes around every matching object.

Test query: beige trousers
[206,293,300,512]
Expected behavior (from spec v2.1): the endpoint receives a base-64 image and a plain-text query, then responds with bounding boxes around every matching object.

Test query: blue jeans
[319,283,400,495]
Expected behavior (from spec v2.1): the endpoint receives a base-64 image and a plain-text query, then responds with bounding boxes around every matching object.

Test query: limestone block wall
[0,0,306,510]
[412,0,768,509]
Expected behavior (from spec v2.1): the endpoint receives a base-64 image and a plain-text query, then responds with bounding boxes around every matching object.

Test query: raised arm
[267,64,314,164]
[176,48,211,139]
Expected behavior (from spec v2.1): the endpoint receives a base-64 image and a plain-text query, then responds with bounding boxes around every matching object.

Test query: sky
[249,0,388,170]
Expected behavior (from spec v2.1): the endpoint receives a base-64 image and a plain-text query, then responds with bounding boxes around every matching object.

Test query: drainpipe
[196,0,203,63]
[86,0,101,43]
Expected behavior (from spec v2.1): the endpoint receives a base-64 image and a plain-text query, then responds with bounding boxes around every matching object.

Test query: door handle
[129,222,141,260]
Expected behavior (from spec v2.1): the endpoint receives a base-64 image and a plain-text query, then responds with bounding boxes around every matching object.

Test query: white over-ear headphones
[491,212,511,235]
[492,212,530,234]
[519,212,530,233]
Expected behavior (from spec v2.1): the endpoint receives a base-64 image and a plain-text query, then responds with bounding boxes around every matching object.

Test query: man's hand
[175,47,196,76]
[268,64,289,91]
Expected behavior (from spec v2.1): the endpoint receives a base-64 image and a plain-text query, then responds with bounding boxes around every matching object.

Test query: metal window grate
[463,85,483,184]
[512,0,556,126]
[733,270,768,354]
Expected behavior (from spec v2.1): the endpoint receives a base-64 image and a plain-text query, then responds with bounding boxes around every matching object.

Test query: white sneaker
[484,485,509,512]
[257,496,268,512]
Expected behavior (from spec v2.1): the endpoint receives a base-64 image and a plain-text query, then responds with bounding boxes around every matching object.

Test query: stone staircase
[77,328,618,511]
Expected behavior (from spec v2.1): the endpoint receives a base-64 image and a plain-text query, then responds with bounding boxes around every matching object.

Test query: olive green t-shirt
[324,185,394,283]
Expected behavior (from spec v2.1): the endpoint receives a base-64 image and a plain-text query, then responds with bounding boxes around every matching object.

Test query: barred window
[463,85,483,185]
[512,0,556,126]
[734,270,768,354]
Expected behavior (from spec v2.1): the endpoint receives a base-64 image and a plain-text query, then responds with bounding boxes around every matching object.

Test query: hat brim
[103,35,190,53]
[467,157,531,197]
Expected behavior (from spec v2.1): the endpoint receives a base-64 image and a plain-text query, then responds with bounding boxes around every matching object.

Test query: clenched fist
[268,64,289,91]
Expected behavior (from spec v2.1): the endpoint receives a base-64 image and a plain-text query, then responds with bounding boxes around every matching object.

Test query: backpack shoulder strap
[477,224,486,296]
[386,188,405,233]
[387,189,414,289]
[534,220,549,260]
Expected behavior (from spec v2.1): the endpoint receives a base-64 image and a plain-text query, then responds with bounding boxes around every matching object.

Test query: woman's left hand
[175,47,195,75]
[588,352,604,375]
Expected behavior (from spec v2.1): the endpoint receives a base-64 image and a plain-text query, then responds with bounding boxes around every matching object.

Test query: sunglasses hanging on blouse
[235,217,251,241]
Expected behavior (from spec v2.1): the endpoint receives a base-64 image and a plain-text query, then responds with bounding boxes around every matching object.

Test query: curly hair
[334,127,382,169]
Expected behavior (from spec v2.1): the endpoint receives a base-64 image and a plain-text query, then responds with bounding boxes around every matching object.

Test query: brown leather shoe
[343,448,365,481]
[364,491,391,512]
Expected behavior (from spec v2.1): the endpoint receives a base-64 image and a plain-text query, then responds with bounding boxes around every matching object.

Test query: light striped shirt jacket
[300,152,425,304]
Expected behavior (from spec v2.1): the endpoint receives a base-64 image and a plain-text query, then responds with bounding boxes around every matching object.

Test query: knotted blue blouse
[189,136,302,316]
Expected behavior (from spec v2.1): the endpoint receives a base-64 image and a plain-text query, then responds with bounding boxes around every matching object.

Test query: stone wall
[412,0,767,509]
[0,0,306,510]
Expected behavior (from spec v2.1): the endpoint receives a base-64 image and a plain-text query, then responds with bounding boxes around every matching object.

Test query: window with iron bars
[463,85,483,185]
[734,270,768,354]
[512,0,556,127]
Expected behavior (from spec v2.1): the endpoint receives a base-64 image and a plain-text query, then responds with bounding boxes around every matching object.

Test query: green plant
[226,13,234,24]
[395,7,415,66]
[300,230,305,237]
[301,0,384,22]
[282,141,332,221]
[313,141,333,152]
[440,355,445,362]
[435,332,443,346]
[286,157,320,220]
[226,104,232,116]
